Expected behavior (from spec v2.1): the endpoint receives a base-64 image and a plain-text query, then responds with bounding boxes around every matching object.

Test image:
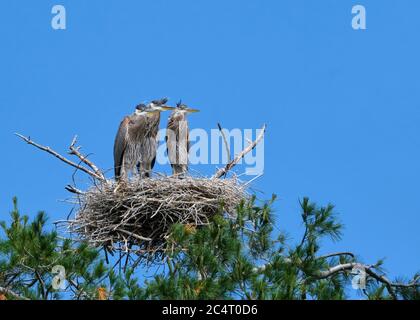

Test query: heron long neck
[168,111,189,142]
[146,112,161,137]
[170,111,187,126]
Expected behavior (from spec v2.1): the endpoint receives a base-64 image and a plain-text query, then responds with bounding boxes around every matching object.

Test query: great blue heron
[166,101,199,177]
[137,98,174,178]
[114,99,173,180]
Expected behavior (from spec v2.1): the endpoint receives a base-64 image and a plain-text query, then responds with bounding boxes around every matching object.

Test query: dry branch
[217,123,231,163]
[69,135,105,180]
[65,185,85,195]
[15,133,106,182]
[213,124,266,179]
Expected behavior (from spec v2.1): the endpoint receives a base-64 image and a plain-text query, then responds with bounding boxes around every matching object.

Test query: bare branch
[15,133,106,182]
[217,123,231,165]
[118,229,152,242]
[316,262,359,279]
[68,135,105,180]
[65,185,85,195]
[213,124,266,179]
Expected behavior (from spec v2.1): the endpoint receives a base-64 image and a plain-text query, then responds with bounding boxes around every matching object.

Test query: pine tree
[0,196,418,300]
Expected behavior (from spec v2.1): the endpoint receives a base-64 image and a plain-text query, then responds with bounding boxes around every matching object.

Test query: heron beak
[160,105,176,111]
[186,108,200,113]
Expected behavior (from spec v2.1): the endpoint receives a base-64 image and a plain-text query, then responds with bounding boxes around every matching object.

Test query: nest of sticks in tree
[66,177,247,255]
[16,124,265,261]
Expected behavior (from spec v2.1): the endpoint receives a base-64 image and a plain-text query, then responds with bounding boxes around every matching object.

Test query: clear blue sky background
[1,0,419,289]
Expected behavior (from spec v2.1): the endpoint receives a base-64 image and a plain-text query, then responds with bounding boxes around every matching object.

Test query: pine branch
[35,270,47,300]
[318,252,355,259]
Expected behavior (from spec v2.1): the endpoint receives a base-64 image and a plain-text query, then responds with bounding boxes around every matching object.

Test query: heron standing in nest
[138,98,174,178]
[114,99,174,181]
[166,101,199,177]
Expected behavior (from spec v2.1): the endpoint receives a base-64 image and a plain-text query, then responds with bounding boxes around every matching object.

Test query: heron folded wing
[114,117,129,179]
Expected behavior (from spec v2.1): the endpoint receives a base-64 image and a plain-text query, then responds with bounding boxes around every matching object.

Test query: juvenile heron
[137,98,174,177]
[114,99,173,180]
[166,101,199,177]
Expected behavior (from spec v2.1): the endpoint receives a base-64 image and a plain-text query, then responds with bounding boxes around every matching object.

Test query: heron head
[148,97,175,112]
[135,103,148,116]
[176,100,200,114]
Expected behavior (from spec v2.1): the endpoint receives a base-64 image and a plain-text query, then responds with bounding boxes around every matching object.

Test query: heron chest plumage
[138,112,160,164]
[121,115,147,172]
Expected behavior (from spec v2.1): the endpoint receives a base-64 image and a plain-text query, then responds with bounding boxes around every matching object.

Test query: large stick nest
[66,177,247,255]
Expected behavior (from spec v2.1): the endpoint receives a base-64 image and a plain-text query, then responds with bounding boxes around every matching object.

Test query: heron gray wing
[114,117,129,179]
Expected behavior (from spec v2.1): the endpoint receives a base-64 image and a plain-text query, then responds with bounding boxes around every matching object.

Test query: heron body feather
[166,110,190,176]
[138,112,160,177]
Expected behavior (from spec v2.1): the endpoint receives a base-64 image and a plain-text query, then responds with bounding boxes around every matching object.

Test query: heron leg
[144,162,152,178]
[136,162,149,179]
[172,164,188,178]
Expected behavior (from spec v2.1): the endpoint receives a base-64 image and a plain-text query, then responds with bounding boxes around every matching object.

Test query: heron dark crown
[176,100,188,110]
[151,98,168,106]
[136,104,147,111]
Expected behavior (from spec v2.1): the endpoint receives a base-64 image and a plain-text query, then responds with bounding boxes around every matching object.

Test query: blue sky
[1,0,419,289]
